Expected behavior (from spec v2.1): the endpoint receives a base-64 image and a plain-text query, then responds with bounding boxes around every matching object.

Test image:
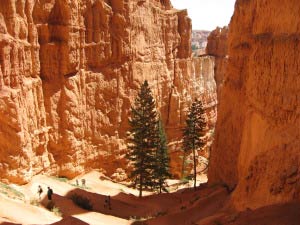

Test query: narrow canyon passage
[0,0,299,225]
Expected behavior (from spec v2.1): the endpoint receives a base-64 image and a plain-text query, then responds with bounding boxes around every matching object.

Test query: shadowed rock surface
[208,0,300,210]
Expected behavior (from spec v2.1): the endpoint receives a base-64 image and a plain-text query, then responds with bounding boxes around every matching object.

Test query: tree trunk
[181,152,186,179]
[139,174,143,198]
[159,179,162,193]
[193,147,197,190]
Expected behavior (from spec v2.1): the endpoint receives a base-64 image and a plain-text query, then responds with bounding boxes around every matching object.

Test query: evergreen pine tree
[154,118,171,193]
[127,80,158,197]
[182,98,206,189]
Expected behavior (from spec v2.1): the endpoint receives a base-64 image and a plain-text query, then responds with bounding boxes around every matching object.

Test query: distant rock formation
[208,0,300,210]
[191,30,210,56]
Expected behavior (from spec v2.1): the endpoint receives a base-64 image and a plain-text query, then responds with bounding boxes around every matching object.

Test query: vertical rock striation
[169,55,217,178]
[209,0,300,210]
[206,26,228,99]
[0,0,51,183]
[0,0,216,183]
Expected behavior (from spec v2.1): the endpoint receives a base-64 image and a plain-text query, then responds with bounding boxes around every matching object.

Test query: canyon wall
[169,55,217,178]
[192,56,217,143]
[0,0,216,183]
[208,0,300,210]
[206,26,228,98]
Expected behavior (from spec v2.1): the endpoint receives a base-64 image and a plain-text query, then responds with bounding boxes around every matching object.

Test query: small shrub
[52,176,69,183]
[214,221,223,225]
[0,182,24,199]
[155,211,167,217]
[131,221,148,225]
[130,215,153,224]
[190,195,200,205]
[180,205,186,210]
[0,190,8,195]
[180,177,190,184]
[70,193,93,210]
[52,206,62,217]
[70,184,91,190]
[30,198,40,206]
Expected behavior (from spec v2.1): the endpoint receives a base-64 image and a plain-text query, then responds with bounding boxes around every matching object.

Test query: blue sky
[171,0,236,31]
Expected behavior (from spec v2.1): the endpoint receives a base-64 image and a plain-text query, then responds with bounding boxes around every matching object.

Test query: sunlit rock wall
[0,0,217,183]
[206,26,228,100]
[169,55,217,178]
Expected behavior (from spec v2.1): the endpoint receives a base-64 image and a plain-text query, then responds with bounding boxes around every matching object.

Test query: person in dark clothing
[81,179,86,187]
[47,187,53,200]
[104,195,111,210]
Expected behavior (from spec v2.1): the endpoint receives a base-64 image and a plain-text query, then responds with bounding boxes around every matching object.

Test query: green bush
[70,193,93,210]
[70,183,91,190]
[51,176,69,183]
[52,206,63,217]
[0,182,24,199]
[30,198,40,206]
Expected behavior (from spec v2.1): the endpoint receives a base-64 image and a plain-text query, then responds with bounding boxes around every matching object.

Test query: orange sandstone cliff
[206,26,228,98]
[0,0,216,183]
[169,56,217,178]
[208,0,300,210]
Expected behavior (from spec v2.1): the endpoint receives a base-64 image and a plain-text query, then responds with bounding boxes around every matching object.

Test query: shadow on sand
[33,181,228,225]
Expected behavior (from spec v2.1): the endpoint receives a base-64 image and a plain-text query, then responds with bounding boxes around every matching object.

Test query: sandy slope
[0,171,210,225]
[0,171,135,225]
[1,171,298,225]
[0,195,60,224]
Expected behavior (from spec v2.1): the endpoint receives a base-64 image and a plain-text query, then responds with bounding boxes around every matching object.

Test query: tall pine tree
[154,118,171,193]
[182,98,206,190]
[127,80,158,197]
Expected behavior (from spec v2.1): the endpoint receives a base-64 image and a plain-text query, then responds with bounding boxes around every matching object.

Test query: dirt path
[0,171,224,225]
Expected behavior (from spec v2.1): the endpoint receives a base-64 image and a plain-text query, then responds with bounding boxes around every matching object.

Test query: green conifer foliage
[154,118,171,193]
[127,80,158,197]
[182,98,206,189]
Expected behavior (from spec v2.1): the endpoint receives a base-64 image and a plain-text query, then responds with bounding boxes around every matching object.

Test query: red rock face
[0,0,217,183]
[169,56,217,178]
[209,0,300,210]
[206,26,228,99]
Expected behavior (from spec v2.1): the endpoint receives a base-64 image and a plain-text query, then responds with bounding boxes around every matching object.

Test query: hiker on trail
[47,187,53,201]
[81,179,86,187]
[104,195,111,210]
[37,185,43,200]
[76,179,79,186]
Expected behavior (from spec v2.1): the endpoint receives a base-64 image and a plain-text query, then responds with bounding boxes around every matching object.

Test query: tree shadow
[63,188,151,219]
[41,182,223,221]
[37,185,192,222]
[0,182,227,225]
